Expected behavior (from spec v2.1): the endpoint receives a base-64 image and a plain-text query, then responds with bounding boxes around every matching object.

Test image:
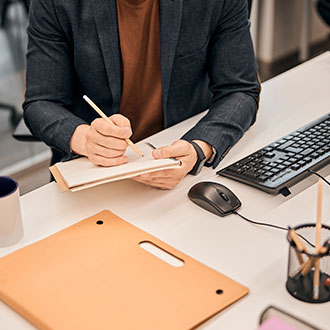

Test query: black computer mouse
[188,181,241,217]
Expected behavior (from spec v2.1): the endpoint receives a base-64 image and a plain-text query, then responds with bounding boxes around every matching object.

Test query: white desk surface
[1,52,330,329]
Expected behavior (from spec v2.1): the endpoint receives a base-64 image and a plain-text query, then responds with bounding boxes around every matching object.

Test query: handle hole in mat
[216,289,223,295]
[96,220,103,225]
[139,241,184,267]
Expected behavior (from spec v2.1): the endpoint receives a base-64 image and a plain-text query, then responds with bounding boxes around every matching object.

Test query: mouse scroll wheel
[218,191,229,202]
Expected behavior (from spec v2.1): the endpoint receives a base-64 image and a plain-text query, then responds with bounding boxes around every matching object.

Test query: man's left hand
[132,140,212,190]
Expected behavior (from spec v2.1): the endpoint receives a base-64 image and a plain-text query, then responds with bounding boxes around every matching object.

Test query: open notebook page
[55,144,181,188]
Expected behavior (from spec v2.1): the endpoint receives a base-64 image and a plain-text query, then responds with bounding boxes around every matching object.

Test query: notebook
[50,143,181,192]
[0,210,249,330]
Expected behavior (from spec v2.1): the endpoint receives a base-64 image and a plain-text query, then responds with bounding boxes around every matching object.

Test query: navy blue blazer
[23,0,260,166]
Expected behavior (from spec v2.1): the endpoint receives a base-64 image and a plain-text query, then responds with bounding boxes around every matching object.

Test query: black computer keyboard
[217,113,330,196]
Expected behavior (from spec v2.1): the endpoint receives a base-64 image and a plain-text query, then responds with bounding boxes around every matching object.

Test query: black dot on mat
[216,289,223,295]
[96,220,103,225]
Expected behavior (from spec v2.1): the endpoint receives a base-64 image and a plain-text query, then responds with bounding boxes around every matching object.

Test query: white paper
[55,144,181,189]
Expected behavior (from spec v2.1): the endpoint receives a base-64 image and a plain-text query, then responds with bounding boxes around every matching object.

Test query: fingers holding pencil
[86,118,132,166]
[70,94,145,166]
[92,114,132,140]
[70,113,135,167]
[83,95,144,157]
[70,116,130,167]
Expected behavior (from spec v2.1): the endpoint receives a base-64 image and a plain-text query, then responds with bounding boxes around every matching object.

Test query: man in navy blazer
[23,0,260,189]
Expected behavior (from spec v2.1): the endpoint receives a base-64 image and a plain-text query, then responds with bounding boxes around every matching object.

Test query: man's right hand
[70,114,132,167]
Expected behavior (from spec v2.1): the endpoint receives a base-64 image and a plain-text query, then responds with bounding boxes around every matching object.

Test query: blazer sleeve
[23,0,86,160]
[181,0,261,168]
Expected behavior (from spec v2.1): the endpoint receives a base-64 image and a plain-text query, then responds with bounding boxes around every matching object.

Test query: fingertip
[124,127,132,139]
[153,149,162,159]
[111,114,131,128]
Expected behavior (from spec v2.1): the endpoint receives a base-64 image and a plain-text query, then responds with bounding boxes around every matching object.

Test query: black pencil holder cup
[286,223,330,303]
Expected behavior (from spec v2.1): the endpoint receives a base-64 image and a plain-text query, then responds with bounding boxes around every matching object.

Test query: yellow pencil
[289,229,306,265]
[313,179,323,300]
[83,95,143,157]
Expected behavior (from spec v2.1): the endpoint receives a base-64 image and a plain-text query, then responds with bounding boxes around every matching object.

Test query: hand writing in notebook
[70,114,133,167]
[133,140,213,190]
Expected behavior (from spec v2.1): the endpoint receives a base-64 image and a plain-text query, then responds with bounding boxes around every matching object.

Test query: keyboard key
[236,159,250,166]
[289,157,298,162]
[242,170,257,179]
[230,163,241,170]
[285,147,303,154]
[277,164,287,170]
[254,151,264,157]
[300,148,314,156]
[269,143,280,149]
[285,146,304,153]
[264,152,275,158]
[277,140,294,150]
[310,152,320,159]
[286,152,295,157]
[257,175,268,182]
[291,164,300,170]
[263,147,273,152]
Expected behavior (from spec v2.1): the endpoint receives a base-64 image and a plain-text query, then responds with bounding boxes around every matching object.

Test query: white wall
[252,0,329,63]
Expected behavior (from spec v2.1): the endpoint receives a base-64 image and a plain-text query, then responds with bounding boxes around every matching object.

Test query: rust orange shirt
[117,0,163,142]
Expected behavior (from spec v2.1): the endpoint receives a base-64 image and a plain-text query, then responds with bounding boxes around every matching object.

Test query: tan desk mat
[0,210,248,330]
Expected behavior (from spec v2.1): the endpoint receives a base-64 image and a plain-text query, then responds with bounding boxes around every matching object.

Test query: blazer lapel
[159,0,183,116]
[92,0,122,112]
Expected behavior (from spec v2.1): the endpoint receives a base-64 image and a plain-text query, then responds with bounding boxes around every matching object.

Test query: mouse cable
[232,169,329,248]
[307,169,330,186]
[232,211,315,248]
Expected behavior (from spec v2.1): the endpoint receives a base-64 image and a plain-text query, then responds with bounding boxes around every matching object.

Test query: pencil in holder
[286,223,330,303]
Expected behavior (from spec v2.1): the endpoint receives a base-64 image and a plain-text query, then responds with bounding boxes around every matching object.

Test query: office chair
[0,102,21,126]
